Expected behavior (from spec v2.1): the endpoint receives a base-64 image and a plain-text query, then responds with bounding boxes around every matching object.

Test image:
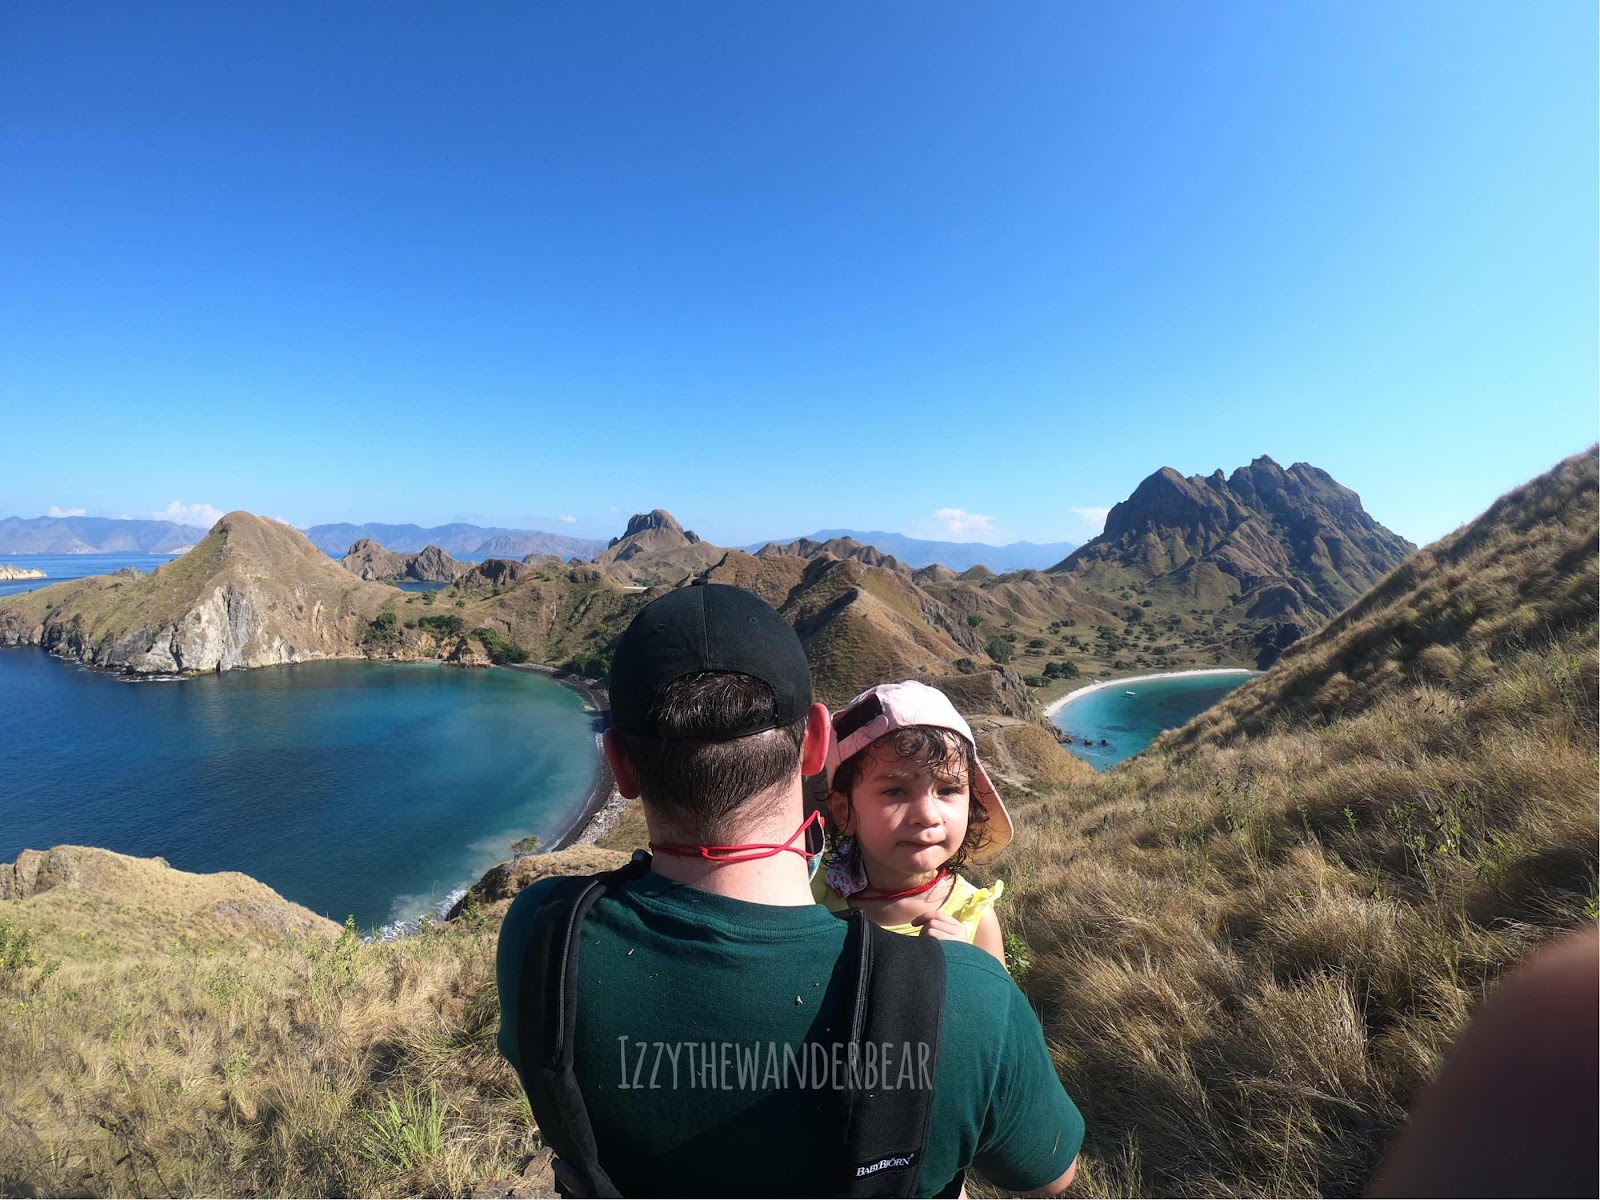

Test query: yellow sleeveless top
[811,871,1004,942]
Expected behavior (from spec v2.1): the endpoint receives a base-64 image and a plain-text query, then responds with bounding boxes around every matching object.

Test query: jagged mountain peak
[609,509,699,547]
[1056,457,1415,623]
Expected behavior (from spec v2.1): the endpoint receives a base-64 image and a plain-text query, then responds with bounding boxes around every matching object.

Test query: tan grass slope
[997,448,1598,1196]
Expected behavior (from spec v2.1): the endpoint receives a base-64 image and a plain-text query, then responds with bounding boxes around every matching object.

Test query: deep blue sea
[1050,670,1259,769]
[0,552,182,597]
[0,651,600,931]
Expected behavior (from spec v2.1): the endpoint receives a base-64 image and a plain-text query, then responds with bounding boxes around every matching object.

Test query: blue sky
[1,2,1594,548]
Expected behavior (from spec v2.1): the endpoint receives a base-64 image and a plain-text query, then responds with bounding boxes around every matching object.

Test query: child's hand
[910,911,968,942]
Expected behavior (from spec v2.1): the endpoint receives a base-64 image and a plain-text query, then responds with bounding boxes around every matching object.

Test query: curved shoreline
[1043,667,1259,720]
[504,663,618,851]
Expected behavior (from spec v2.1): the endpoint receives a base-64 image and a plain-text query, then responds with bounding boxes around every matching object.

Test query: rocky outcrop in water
[0,564,47,581]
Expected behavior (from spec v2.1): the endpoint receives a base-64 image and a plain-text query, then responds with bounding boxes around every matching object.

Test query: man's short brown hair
[615,672,807,841]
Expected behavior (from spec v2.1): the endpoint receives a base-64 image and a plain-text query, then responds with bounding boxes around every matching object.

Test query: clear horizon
[3,3,1595,549]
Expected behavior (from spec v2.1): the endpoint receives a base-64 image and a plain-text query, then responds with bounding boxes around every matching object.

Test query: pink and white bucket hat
[825,679,1014,858]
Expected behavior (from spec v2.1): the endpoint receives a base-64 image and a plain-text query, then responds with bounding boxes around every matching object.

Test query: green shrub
[362,611,401,650]
[565,651,611,679]
[985,635,1014,665]
[417,614,465,638]
[0,917,37,974]
[471,628,529,665]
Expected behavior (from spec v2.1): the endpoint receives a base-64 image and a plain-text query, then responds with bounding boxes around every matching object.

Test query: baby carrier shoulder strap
[515,851,651,1199]
[836,907,950,1198]
[516,855,952,1199]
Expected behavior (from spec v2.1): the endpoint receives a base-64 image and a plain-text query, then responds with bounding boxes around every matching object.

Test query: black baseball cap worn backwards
[608,583,812,739]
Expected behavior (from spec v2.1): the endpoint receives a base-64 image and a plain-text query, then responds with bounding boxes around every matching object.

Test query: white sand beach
[1043,667,1259,719]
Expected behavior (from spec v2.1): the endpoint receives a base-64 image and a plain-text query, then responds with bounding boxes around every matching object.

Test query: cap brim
[969,758,1013,860]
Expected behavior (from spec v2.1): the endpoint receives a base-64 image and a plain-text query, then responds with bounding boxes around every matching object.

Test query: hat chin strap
[650,809,823,864]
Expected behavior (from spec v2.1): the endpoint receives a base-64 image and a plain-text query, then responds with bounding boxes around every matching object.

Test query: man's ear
[800,702,831,778]
[602,728,641,800]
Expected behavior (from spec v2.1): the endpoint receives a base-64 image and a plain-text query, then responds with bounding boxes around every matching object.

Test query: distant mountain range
[303,523,605,562]
[0,513,1074,572]
[0,516,207,554]
[746,529,1079,572]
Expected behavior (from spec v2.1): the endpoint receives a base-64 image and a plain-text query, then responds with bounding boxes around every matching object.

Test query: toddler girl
[812,680,1013,966]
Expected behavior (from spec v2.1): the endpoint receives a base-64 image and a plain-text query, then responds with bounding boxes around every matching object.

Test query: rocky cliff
[0,564,47,581]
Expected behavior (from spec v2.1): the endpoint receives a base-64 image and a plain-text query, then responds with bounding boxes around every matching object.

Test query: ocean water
[0,651,601,930]
[1051,671,1259,769]
[0,552,182,597]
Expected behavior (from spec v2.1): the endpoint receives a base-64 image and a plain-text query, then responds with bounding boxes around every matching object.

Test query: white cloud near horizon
[558,514,577,524]
[1067,506,1112,538]
[929,508,997,541]
[155,501,226,528]
[47,505,87,518]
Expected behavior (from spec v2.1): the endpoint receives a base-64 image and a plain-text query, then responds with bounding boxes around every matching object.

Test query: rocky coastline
[0,564,47,581]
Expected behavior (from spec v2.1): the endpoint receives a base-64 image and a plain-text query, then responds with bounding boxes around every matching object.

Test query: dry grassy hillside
[993,450,1598,1196]
[0,847,558,1198]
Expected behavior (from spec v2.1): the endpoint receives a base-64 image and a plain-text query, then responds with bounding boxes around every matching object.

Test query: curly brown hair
[825,725,993,874]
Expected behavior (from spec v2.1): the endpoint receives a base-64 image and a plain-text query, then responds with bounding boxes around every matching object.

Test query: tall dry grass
[0,903,543,1197]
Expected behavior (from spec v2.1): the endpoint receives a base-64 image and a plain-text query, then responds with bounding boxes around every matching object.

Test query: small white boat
[1124,690,1137,696]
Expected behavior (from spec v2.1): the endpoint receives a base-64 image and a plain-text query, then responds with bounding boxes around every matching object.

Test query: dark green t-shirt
[496,871,1084,1197]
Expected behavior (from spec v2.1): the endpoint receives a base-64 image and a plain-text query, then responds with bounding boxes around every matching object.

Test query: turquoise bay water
[0,552,181,597]
[1051,671,1258,769]
[0,651,600,930]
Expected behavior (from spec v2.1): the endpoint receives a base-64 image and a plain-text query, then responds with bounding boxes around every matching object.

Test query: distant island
[0,564,47,581]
